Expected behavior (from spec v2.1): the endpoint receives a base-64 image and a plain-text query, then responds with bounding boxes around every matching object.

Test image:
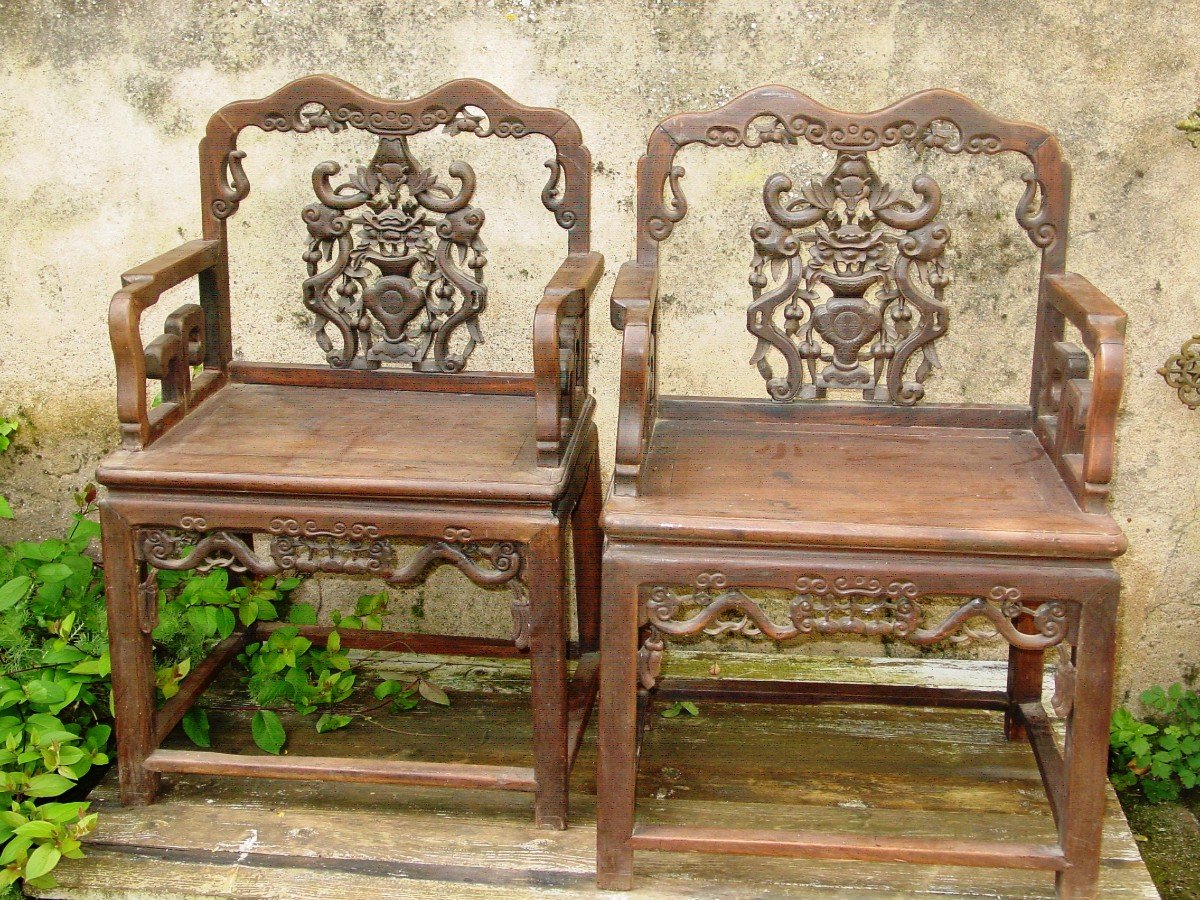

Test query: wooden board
[34,653,1158,899]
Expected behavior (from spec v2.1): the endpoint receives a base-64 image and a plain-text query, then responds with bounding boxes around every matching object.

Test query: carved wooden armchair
[96,75,603,830]
[596,88,1126,897]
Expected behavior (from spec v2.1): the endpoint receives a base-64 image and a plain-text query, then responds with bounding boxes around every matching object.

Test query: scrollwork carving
[301,135,488,372]
[644,575,1068,651]
[138,523,523,593]
[541,157,577,228]
[748,152,950,404]
[647,166,687,241]
[1016,172,1057,248]
[1159,335,1200,409]
[211,150,250,219]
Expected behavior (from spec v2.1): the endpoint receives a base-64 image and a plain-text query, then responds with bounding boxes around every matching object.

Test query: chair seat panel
[603,418,1125,559]
[97,383,569,501]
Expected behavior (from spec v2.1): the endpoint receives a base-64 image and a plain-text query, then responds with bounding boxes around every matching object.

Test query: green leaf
[13,540,64,561]
[315,713,351,734]
[374,679,408,700]
[24,843,61,881]
[25,773,75,798]
[251,710,286,755]
[661,701,700,719]
[24,681,68,705]
[0,496,12,519]
[215,606,236,639]
[182,708,211,749]
[0,575,31,611]
[327,630,340,654]
[0,835,30,865]
[417,680,450,707]
[37,802,87,824]
[36,563,74,584]
[14,820,57,839]
[286,603,317,625]
[239,599,259,628]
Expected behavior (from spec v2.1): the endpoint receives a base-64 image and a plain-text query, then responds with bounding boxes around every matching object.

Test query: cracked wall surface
[1,0,1198,699]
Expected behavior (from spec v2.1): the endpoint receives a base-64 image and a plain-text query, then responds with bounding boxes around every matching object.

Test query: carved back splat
[749,152,950,404]
[198,75,592,374]
[302,136,488,371]
[635,87,1070,408]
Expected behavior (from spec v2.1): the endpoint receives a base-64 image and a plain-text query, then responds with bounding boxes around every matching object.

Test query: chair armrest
[610,262,659,496]
[1039,273,1127,508]
[110,240,222,450]
[610,260,658,329]
[533,251,604,466]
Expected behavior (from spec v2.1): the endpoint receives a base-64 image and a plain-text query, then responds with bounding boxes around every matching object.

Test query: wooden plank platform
[35,652,1158,898]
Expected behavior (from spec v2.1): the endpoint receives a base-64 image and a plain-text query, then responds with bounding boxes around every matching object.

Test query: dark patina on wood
[598,87,1127,899]
[97,74,603,831]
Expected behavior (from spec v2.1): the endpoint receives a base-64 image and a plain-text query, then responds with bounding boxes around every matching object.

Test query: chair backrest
[634,87,1070,408]
[197,75,591,374]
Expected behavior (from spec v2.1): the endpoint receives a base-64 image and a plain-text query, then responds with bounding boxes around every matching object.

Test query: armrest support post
[110,240,221,450]
[1038,273,1127,510]
[533,251,604,466]
[610,262,660,496]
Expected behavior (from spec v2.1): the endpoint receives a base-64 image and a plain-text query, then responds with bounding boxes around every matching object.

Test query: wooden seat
[96,76,603,832]
[99,382,585,502]
[603,404,1126,559]
[596,88,1127,899]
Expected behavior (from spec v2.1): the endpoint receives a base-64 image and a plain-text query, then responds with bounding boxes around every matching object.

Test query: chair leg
[526,524,570,830]
[571,431,602,653]
[100,505,161,806]
[596,559,639,890]
[1056,584,1119,899]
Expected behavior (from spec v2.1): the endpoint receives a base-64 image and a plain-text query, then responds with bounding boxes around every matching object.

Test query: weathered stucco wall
[1,0,1199,700]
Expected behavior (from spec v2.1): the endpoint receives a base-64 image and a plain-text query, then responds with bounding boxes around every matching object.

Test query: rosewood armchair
[596,88,1127,897]
[96,75,603,830]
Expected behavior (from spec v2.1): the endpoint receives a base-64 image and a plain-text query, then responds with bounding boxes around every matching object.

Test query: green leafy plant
[0,417,18,521]
[1110,683,1200,802]
[0,491,109,890]
[660,701,699,719]
[0,484,454,889]
[233,599,453,754]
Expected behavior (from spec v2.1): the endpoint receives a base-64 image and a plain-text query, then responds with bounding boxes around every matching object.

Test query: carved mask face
[362,207,424,249]
[813,223,888,278]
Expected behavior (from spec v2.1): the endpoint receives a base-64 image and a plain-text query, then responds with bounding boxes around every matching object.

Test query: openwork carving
[644,575,1068,651]
[1159,335,1200,409]
[138,522,522,589]
[748,152,950,403]
[300,136,488,372]
[258,101,521,140]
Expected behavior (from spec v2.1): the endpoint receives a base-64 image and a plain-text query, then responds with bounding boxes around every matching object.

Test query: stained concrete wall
[1,0,1198,700]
